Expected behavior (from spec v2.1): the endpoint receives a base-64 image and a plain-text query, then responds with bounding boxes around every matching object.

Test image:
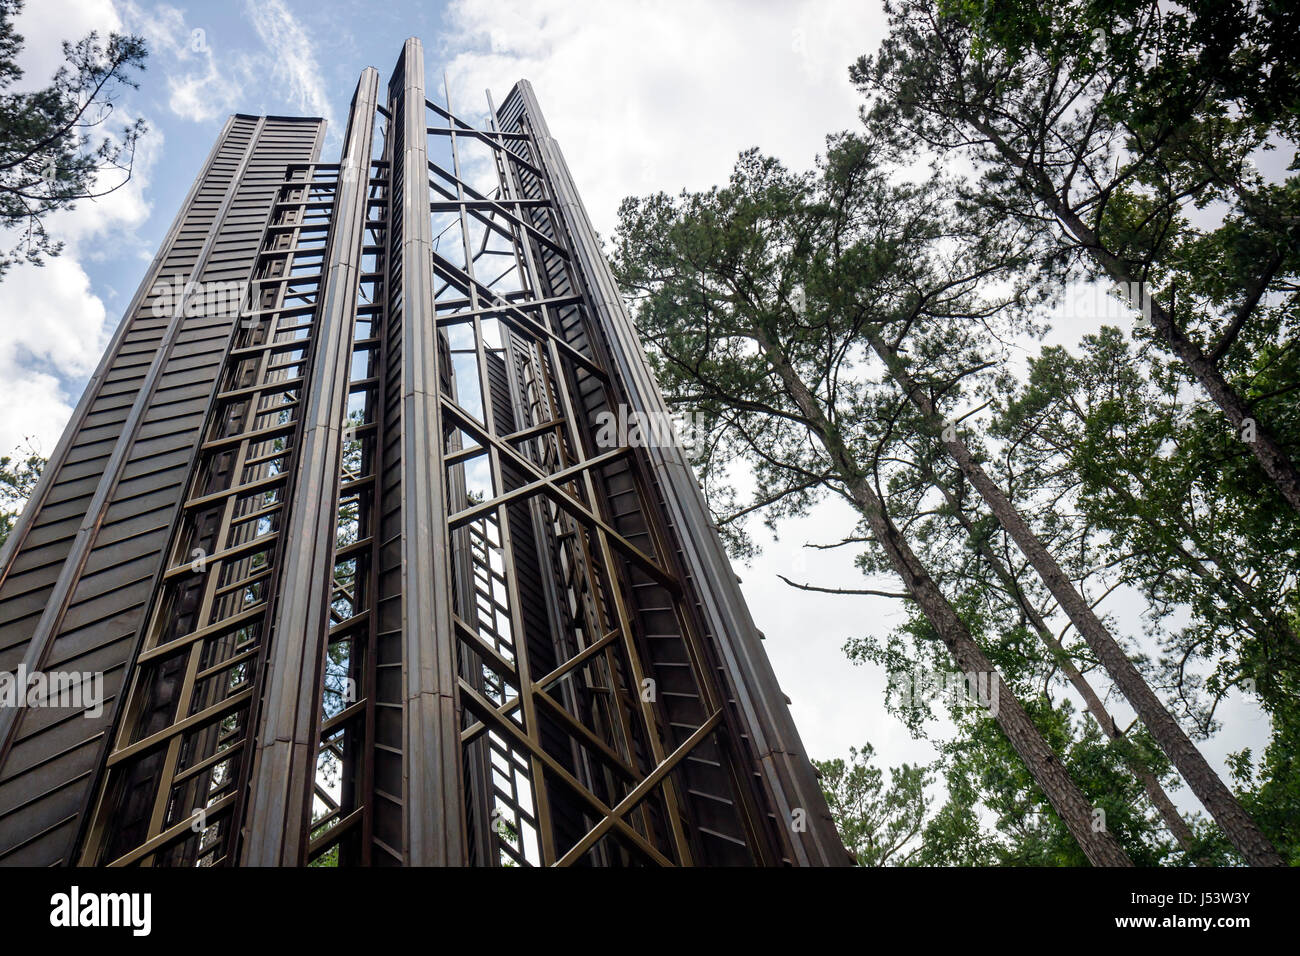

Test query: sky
[0,0,1272,830]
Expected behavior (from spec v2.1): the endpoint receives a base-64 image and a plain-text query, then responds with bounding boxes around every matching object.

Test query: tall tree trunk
[931,473,1203,858]
[754,328,1134,866]
[1055,203,1300,514]
[970,117,1300,514]
[869,332,1284,866]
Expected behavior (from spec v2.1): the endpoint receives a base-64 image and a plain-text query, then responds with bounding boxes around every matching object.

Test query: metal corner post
[390,37,465,867]
[241,69,381,865]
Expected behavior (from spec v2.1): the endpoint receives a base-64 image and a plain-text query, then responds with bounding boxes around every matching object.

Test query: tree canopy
[0,0,147,277]
[613,0,1298,865]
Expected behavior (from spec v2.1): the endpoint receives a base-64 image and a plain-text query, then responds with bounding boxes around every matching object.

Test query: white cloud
[0,255,108,378]
[8,0,123,88]
[244,0,332,123]
[117,1,245,122]
[166,49,239,123]
[0,1,156,455]
[0,255,112,454]
[117,1,332,126]
[439,0,884,238]
[0,372,77,460]
[50,117,162,258]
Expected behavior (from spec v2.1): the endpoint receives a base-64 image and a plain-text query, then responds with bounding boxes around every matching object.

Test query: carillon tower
[0,39,844,867]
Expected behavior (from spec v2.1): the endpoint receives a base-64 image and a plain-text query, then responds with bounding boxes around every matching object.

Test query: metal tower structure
[0,39,845,867]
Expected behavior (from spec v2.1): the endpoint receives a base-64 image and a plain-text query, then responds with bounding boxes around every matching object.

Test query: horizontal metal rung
[106,688,254,768]
[686,789,735,807]
[136,607,263,666]
[201,419,296,452]
[695,826,748,848]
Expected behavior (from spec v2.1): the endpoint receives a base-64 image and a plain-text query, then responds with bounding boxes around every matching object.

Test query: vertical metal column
[389,38,465,867]
[242,69,380,865]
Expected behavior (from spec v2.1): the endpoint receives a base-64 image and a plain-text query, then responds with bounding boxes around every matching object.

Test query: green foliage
[849,594,1211,865]
[814,744,933,866]
[1228,695,1300,865]
[855,0,1300,376]
[614,0,1298,866]
[0,443,43,549]
[994,328,1300,728]
[923,703,1190,867]
[0,0,148,276]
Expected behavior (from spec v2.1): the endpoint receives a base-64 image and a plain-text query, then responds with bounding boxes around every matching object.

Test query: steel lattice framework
[0,39,845,867]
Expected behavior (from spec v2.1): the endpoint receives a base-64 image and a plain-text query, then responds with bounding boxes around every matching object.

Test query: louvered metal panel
[0,115,325,866]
